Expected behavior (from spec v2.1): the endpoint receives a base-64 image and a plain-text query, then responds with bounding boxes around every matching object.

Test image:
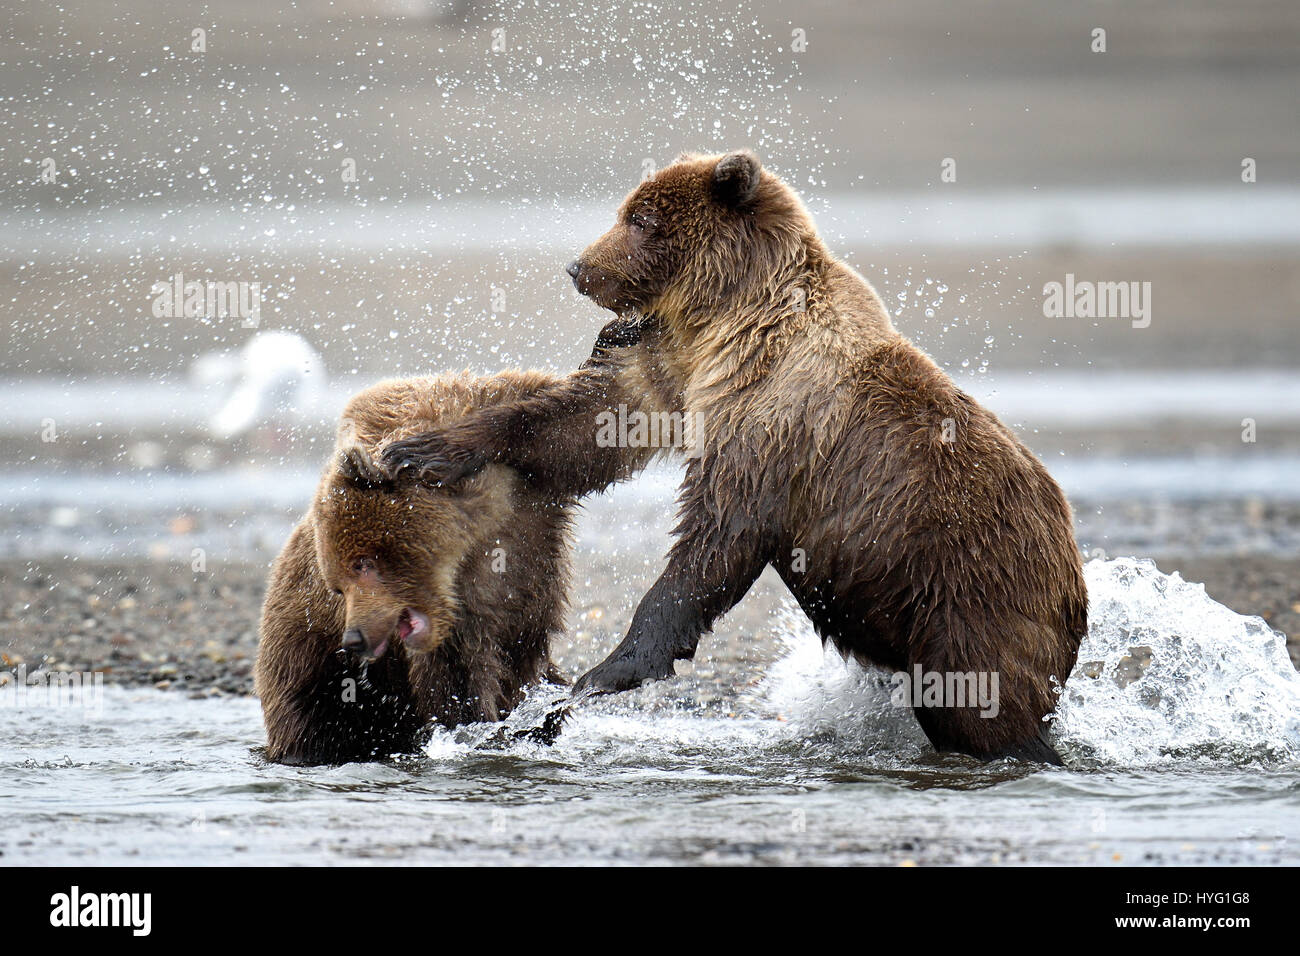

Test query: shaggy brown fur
[255,372,577,765]
[382,152,1088,764]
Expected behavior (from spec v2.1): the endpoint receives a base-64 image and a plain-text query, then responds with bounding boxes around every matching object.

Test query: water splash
[420,559,1299,772]
[1052,557,1300,767]
[755,603,930,761]
[760,557,1300,768]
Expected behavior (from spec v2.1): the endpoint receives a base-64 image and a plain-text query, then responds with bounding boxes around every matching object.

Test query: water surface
[5,560,1297,866]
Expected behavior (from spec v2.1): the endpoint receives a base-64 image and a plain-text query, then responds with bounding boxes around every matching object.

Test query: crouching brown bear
[255,372,584,765]
[382,151,1089,764]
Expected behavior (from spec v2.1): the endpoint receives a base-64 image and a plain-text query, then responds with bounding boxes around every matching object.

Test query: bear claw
[378,439,486,486]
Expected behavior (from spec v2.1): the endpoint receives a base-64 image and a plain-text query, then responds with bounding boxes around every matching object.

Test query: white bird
[190,331,328,442]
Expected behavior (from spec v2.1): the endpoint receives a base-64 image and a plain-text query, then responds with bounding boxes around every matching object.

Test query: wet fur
[382,153,1088,764]
[255,372,574,765]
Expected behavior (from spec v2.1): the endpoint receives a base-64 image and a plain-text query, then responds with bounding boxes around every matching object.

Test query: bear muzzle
[341,626,387,661]
[394,607,432,651]
[566,258,630,311]
[341,607,431,661]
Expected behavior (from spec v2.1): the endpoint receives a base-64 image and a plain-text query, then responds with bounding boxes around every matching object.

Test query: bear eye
[350,556,377,575]
[628,211,651,231]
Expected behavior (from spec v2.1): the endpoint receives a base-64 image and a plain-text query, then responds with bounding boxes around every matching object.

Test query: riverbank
[4,530,1296,702]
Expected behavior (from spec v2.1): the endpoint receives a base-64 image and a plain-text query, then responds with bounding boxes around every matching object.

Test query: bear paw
[379,435,488,487]
[572,651,675,697]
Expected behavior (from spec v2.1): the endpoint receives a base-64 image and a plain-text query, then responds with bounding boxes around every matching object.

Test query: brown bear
[255,371,582,765]
[381,151,1088,764]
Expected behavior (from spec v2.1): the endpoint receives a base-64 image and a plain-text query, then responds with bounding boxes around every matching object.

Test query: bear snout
[341,626,388,661]
[566,258,597,298]
[566,258,624,309]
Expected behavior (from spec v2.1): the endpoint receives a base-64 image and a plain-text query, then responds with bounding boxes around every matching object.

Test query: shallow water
[4,559,1297,866]
[6,187,1300,256]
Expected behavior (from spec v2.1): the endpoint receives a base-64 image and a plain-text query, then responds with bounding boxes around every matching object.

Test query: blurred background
[2,0,1298,682]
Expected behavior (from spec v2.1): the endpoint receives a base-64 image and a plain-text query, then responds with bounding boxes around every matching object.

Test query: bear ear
[712,151,761,207]
[337,444,391,490]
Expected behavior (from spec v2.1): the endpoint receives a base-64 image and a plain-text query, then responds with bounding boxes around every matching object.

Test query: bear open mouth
[395,608,429,644]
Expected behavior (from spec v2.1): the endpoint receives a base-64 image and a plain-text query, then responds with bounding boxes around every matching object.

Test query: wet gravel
[2,509,1297,701]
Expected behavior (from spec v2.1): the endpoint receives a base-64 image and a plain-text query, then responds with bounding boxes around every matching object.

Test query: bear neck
[657,234,898,392]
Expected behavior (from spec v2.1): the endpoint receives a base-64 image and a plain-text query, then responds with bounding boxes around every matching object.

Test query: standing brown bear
[256,372,580,765]
[382,151,1088,764]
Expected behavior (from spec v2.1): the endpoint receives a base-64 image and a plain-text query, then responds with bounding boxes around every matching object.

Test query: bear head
[566,151,812,322]
[311,446,513,661]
